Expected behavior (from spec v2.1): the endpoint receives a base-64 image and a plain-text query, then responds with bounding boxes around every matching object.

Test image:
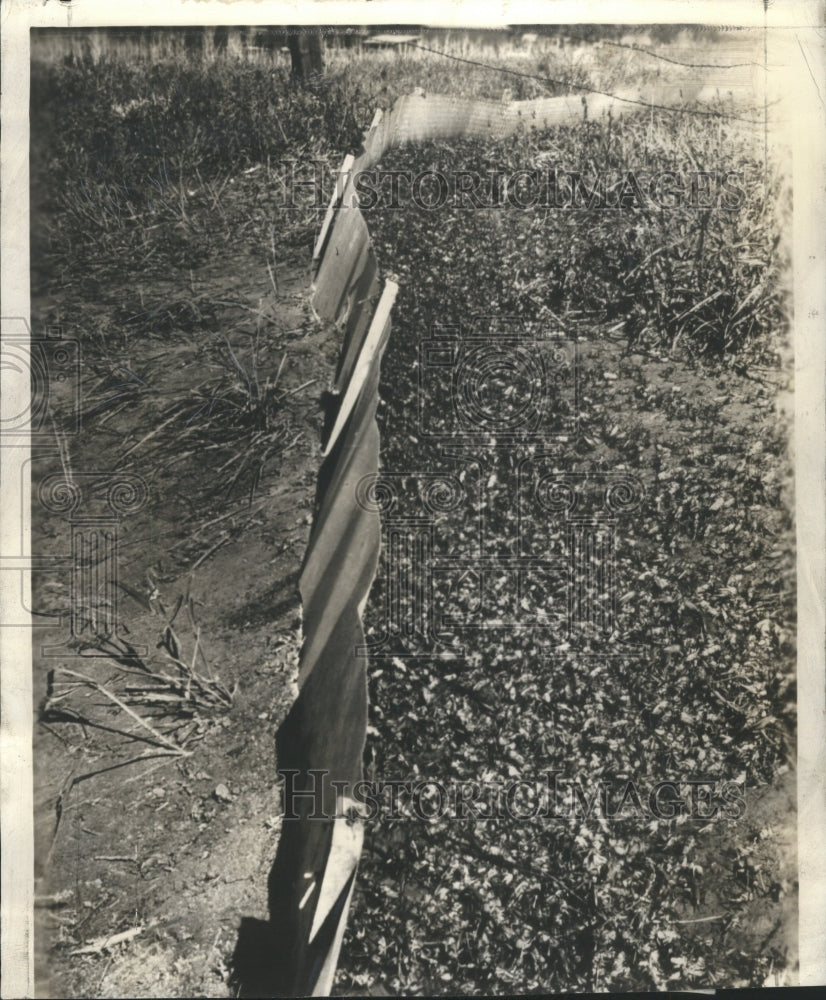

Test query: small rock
[213,784,232,803]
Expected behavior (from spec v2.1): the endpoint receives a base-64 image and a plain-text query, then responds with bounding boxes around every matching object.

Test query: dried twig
[189,531,232,572]
[70,924,146,956]
[53,668,188,754]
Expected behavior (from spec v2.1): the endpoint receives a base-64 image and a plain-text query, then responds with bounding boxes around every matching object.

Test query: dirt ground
[31,253,341,998]
[30,270,798,994]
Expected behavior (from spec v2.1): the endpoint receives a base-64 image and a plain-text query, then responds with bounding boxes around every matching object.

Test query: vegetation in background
[365,120,787,359]
[30,28,794,996]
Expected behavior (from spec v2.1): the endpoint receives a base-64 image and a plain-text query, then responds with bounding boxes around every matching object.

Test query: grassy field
[30,26,794,997]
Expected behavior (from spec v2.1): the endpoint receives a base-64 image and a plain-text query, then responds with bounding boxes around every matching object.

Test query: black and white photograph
[1,1,824,997]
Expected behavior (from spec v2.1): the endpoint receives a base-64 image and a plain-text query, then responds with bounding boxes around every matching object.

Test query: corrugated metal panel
[375,88,759,151]
[299,290,395,690]
[332,254,381,394]
[270,272,393,995]
[275,84,741,996]
[268,604,367,996]
[322,282,398,458]
[312,197,372,325]
[313,153,355,265]
[362,108,391,165]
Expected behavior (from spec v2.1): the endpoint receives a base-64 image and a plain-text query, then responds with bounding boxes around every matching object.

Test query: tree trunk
[288,30,324,82]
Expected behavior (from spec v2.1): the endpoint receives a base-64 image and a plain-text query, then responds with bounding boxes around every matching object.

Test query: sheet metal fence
[268,83,752,996]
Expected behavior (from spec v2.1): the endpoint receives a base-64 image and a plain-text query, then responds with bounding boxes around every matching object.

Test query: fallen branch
[70,924,146,956]
[54,668,188,755]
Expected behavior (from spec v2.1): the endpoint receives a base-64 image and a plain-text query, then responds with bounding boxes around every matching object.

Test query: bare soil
[31,254,339,999]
